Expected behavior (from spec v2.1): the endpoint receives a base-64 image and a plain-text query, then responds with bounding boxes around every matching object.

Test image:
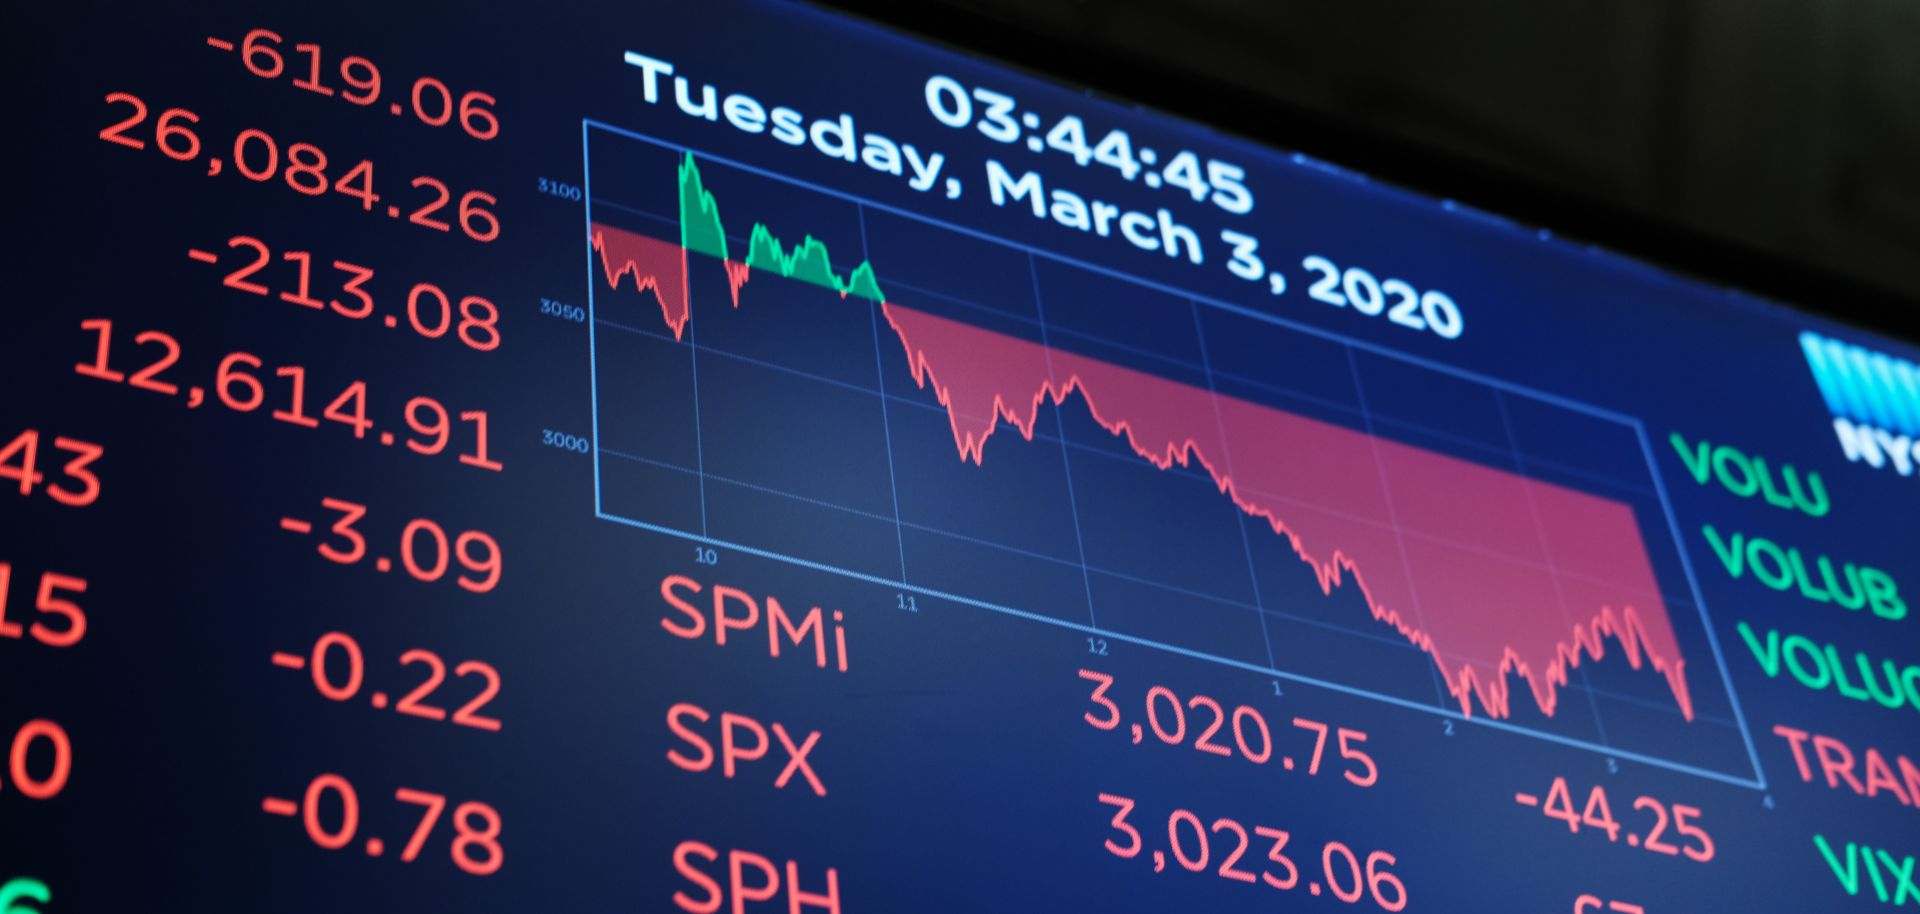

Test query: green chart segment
[677,152,887,303]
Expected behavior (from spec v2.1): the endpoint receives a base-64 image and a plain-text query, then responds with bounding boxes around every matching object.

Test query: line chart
[581,120,1766,789]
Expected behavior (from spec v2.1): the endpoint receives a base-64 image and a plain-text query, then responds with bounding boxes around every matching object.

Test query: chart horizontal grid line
[583,119,1645,427]
[597,313,1671,595]
[597,443,1717,694]
[605,445,1432,653]
[589,195,1658,501]
[592,505,1761,789]
[593,284,1663,510]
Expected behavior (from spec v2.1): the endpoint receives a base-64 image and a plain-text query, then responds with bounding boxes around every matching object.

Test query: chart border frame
[580,117,1769,791]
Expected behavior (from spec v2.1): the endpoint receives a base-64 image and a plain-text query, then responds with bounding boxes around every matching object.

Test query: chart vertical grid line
[1026,253,1099,629]
[856,202,910,583]
[1493,389,1612,747]
[1343,347,1453,710]
[1190,299,1280,671]
[684,309,710,537]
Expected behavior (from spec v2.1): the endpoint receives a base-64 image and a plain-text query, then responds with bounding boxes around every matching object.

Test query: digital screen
[8,2,1918,911]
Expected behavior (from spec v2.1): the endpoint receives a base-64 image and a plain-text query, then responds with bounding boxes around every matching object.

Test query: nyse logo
[1800,331,1920,477]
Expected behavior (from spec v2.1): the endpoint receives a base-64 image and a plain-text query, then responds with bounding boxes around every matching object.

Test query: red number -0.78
[268,774,502,875]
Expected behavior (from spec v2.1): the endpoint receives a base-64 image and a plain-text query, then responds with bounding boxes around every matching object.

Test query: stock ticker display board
[5,1,1919,911]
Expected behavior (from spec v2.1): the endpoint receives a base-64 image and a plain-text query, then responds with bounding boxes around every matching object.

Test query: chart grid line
[856,201,912,583]
[591,506,1764,791]
[1496,389,1613,748]
[590,314,1676,595]
[1026,250,1102,629]
[582,119,1644,428]
[1190,297,1281,673]
[1343,347,1453,710]
[596,441,1736,716]
[586,195,1659,503]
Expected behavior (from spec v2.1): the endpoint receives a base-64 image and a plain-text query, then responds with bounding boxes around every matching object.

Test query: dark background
[3,1,1915,911]
[831,0,1920,335]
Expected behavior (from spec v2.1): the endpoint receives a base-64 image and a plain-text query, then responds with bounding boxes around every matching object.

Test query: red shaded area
[592,224,692,339]
[592,223,858,334]
[590,223,804,338]
[725,260,754,308]
[880,304,1692,721]
[592,224,1695,721]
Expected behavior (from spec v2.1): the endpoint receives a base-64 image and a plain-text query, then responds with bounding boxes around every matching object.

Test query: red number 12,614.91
[75,320,502,473]
[262,774,501,876]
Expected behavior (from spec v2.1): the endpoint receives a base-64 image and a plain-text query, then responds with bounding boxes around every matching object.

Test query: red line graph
[594,225,691,337]
[590,219,1695,723]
